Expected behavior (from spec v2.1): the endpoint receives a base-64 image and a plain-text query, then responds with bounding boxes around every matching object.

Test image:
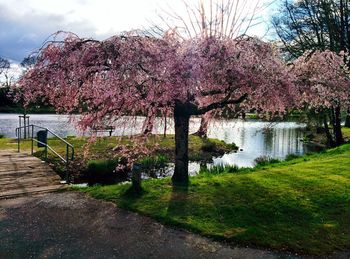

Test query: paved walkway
[0,192,290,259]
[0,151,65,199]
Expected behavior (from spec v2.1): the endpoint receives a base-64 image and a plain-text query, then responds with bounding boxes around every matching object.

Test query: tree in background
[1,55,44,113]
[0,57,11,87]
[0,57,10,76]
[20,56,37,72]
[272,0,350,127]
[0,57,13,109]
[292,50,350,146]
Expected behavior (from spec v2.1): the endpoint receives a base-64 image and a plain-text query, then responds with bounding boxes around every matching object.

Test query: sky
[0,0,277,63]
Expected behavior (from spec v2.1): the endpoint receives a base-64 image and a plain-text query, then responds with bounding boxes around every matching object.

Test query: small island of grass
[0,134,238,183]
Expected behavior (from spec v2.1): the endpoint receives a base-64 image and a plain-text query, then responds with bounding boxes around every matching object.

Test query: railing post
[44,129,48,161]
[31,125,34,155]
[17,129,20,153]
[66,144,70,183]
[23,115,26,139]
[27,117,30,139]
[66,144,69,164]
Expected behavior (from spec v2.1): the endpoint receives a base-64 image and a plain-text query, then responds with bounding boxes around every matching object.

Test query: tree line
[273,0,350,141]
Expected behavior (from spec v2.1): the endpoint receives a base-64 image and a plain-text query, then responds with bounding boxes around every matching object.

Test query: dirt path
[0,192,304,259]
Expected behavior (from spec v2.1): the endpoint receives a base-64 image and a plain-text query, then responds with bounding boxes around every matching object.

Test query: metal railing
[15,124,75,181]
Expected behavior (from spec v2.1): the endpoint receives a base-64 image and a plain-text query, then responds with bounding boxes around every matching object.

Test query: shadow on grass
[123,185,146,198]
[167,185,189,216]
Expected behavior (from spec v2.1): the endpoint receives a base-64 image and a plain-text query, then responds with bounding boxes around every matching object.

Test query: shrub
[138,157,154,171]
[138,154,169,178]
[285,153,300,161]
[0,134,4,139]
[138,155,169,169]
[201,140,216,152]
[200,164,239,175]
[86,158,128,185]
[208,164,227,174]
[226,164,240,173]
[254,156,280,167]
[201,139,238,153]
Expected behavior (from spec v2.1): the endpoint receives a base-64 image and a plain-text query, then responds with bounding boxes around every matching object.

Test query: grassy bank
[0,135,237,181]
[79,143,350,255]
[0,135,237,161]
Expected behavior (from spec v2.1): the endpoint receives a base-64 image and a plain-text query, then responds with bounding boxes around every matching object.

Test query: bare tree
[0,57,10,76]
[0,57,11,88]
[152,0,266,40]
[20,56,37,71]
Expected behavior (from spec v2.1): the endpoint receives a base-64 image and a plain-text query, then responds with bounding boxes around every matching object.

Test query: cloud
[0,0,164,61]
[0,3,103,62]
[0,0,273,62]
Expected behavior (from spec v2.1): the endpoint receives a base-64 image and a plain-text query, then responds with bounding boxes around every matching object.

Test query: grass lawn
[343,127,350,139]
[79,143,350,255]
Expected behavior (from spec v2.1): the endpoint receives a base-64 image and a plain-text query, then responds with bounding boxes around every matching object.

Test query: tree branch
[194,93,248,115]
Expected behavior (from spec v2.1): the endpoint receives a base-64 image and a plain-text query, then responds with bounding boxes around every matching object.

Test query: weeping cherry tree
[18,31,295,185]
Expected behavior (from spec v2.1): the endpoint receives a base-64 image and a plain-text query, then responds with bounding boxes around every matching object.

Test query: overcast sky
[0,0,276,63]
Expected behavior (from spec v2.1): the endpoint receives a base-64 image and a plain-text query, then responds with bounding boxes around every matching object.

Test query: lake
[0,113,313,168]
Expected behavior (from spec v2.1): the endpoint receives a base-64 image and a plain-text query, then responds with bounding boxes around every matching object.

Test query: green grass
[343,127,350,139]
[78,143,350,255]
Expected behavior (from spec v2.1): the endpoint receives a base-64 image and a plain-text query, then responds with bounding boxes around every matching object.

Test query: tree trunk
[241,111,246,120]
[172,111,190,185]
[323,114,335,147]
[330,107,335,127]
[193,112,210,138]
[333,106,344,145]
[345,106,350,128]
[163,116,167,138]
[142,112,155,135]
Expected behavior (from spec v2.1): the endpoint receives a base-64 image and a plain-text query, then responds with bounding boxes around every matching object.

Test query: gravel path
[0,192,346,259]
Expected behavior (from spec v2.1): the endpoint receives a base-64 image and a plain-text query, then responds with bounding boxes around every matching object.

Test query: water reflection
[209,120,309,167]
[0,114,310,168]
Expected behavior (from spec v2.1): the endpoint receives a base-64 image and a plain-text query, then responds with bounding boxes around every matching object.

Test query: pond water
[0,113,314,169]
